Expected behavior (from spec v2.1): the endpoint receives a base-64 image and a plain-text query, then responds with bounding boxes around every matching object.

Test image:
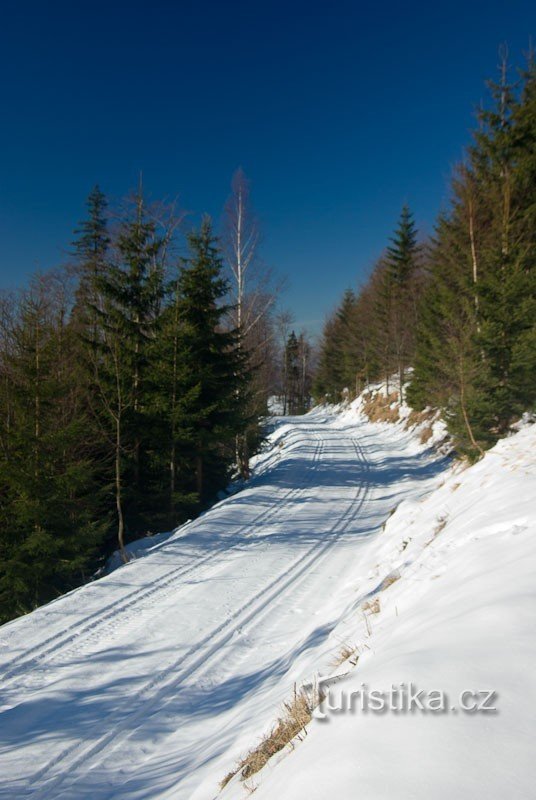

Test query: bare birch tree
[222,168,284,474]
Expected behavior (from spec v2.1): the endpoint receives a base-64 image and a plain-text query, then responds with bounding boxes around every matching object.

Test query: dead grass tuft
[404,407,436,430]
[220,771,235,791]
[362,392,400,423]
[381,504,399,532]
[220,687,318,790]
[331,643,359,668]
[424,515,448,548]
[380,570,401,590]
[362,597,381,615]
[420,426,433,444]
[433,516,448,536]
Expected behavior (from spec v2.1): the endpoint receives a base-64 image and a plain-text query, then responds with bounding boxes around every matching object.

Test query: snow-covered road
[0,410,448,799]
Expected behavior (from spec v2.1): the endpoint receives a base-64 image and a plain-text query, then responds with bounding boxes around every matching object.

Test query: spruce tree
[384,205,420,398]
[0,276,106,622]
[72,186,110,342]
[313,315,342,401]
[407,210,487,454]
[284,331,300,413]
[144,274,198,527]
[172,218,250,507]
[335,289,358,392]
[83,190,167,551]
[313,290,359,401]
[409,56,536,455]
[508,59,536,412]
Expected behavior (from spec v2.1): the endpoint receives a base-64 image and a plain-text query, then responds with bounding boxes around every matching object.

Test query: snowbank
[339,377,450,450]
[2,399,532,800]
[223,423,536,799]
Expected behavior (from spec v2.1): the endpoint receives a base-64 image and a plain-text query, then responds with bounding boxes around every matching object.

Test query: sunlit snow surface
[0,405,533,799]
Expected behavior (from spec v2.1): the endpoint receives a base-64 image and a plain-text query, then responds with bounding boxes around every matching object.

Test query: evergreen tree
[0,190,264,622]
[335,289,358,391]
[144,273,198,527]
[313,315,342,401]
[172,219,250,506]
[508,58,536,411]
[82,190,167,551]
[383,205,420,397]
[72,185,110,342]
[313,212,422,405]
[370,257,396,392]
[407,210,488,454]
[0,276,106,622]
[409,56,536,455]
[313,290,359,401]
[284,331,300,413]
[386,205,419,285]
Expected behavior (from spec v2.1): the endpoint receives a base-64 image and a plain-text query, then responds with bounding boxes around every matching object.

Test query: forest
[0,171,315,622]
[316,55,535,457]
[0,54,534,624]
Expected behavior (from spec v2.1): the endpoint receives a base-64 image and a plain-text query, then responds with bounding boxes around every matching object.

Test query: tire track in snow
[0,431,325,688]
[23,437,371,800]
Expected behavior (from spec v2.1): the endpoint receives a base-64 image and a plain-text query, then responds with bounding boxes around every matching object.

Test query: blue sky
[0,0,533,335]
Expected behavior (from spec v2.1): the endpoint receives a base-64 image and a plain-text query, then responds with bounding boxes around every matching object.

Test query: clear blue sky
[0,0,533,335]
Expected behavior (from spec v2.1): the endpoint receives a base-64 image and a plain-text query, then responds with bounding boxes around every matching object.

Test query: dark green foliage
[93,191,167,532]
[72,185,110,339]
[284,331,301,412]
[313,289,360,401]
[0,197,260,624]
[0,277,107,622]
[386,205,419,286]
[314,209,421,404]
[316,55,534,460]
[282,330,312,413]
[409,57,536,456]
[171,219,251,506]
[383,205,420,396]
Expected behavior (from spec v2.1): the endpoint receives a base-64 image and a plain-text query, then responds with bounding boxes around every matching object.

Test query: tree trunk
[170,290,179,513]
[459,357,484,458]
[196,454,203,504]
[115,415,128,562]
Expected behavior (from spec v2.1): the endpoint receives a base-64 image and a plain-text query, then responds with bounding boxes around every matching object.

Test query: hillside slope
[223,420,536,800]
[0,408,448,799]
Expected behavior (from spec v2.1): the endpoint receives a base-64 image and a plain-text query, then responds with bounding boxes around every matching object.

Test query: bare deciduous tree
[222,168,285,473]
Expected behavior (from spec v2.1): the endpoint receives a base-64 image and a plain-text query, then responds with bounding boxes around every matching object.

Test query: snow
[223,424,536,800]
[341,377,450,450]
[102,522,191,575]
[0,401,533,799]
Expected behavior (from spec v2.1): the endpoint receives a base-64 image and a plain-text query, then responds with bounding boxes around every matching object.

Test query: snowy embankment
[223,411,536,799]
[0,396,533,799]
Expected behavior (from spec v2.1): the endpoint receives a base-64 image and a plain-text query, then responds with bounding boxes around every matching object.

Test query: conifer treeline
[0,188,269,622]
[315,56,535,456]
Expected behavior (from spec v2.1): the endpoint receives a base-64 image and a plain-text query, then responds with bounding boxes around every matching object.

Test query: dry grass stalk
[362,597,381,615]
[433,516,448,536]
[424,515,448,548]
[404,407,436,430]
[362,392,400,423]
[381,504,399,532]
[420,426,433,444]
[220,686,318,790]
[331,643,359,668]
[380,570,401,590]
